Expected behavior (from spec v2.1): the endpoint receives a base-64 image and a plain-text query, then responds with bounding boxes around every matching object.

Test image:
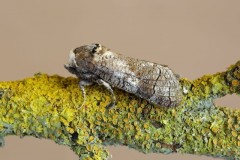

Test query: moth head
[71,43,108,62]
[74,43,103,56]
[64,44,107,73]
[64,49,78,74]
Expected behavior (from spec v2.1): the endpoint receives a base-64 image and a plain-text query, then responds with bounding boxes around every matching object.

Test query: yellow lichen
[232,131,238,138]
[0,60,239,160]
[232,80,239,87]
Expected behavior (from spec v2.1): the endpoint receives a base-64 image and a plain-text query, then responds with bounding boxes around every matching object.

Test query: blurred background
[0,0,239,159]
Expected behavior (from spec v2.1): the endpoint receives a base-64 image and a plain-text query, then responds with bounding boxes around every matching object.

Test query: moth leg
[96,79,116,110]
[79,80,93,109]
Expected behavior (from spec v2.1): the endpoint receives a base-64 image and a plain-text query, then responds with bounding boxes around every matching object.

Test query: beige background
[0,0,239,159]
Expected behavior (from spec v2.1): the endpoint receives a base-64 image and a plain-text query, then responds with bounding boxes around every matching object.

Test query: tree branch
[0,61,239,160]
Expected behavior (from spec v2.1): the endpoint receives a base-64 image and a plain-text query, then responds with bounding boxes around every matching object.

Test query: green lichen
[0,61,239,160]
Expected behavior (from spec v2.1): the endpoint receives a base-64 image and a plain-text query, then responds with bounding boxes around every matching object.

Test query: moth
[64,44,182,109]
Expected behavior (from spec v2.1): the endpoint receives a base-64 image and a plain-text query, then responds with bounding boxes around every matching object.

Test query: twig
[0,61,239,160]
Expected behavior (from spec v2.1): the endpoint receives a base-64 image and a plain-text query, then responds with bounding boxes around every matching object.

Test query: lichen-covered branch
[0,61,239,160]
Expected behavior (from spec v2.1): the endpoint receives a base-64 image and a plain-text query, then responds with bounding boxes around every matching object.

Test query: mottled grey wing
[96,54,181,107]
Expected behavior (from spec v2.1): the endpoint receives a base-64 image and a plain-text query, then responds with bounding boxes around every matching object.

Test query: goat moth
[64,44,182,109]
